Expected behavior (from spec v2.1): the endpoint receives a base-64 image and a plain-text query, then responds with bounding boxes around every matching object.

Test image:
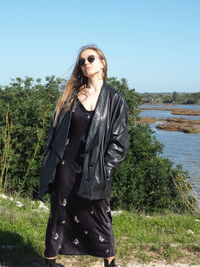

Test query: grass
[113,211,200,264]
[1,195,200,266]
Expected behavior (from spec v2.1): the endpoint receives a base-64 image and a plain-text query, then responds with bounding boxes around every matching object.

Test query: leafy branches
[0,76,197,213]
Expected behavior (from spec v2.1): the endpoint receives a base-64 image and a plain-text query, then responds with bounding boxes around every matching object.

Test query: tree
[172,91,178,103]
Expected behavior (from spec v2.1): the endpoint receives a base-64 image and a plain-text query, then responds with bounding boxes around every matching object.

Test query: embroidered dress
[44,100,115,258]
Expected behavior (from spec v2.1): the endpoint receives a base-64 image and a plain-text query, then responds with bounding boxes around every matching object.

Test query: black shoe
[104,258,121,267]
[45,258,56,267]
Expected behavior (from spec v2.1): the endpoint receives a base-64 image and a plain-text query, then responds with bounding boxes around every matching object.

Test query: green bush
[111,124,195,212]
[0,76,196,212]
[0,76,62,196]
[108,78,196,212]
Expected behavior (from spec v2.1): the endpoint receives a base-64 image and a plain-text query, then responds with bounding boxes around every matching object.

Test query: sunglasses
[78,55,96,67]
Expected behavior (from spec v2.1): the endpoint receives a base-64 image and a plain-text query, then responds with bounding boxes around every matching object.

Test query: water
[141,104,200,111]
[140,104,200,195]
[141,104,200,121]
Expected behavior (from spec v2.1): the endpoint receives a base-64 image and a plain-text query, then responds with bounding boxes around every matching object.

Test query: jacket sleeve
[43,126,55,156]
[43,110,57,156]
[104,96,129,177]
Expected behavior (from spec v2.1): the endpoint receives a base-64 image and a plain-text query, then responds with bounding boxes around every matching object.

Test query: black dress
[44,100,115,258]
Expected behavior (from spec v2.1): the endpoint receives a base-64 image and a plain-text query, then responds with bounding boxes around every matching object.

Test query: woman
[38,45,129,267]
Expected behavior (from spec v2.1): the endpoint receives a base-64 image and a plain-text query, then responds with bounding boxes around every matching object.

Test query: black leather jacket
[38,82,129,200]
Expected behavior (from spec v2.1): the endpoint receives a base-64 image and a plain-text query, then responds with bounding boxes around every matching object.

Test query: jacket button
[61,160,65,165]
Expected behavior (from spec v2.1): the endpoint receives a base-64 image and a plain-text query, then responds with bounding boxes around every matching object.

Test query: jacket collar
[85,81,110,151]
[54,81,110,151]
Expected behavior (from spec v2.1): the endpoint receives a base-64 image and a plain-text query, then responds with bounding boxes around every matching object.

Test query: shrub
[111,124,196,212]
[0,76,62,196]
[0,76,196,212]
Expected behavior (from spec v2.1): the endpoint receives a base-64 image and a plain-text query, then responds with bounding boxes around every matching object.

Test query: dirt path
[3,258,199,267]
[56,258,200,267]
[125,264,199,267]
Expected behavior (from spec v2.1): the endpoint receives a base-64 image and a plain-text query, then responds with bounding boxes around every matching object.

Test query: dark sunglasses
[78,55,96,67]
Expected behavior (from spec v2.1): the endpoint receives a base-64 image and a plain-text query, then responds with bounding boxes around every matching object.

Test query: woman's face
[79,49,104,79]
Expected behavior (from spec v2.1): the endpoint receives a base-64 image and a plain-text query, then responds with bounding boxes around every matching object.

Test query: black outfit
[38,82,129,201]
[44,101,115,258]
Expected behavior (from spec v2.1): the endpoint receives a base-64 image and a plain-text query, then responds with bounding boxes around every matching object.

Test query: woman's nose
[84,59,90,65]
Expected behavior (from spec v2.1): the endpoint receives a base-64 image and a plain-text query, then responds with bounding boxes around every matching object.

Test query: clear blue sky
[1,0,200,92]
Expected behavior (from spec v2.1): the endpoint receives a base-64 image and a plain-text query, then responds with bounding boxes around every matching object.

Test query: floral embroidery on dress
[61,220,66,224]
[72,106,76,112]
[106,206,111,212]
[99,235,105,242]
[61,198,67,206]
[105,249,110,253]
[73,238,79,245]
[74,215,80,223]
[84,230,88,235]
[53,233,59,240]
[90,210,94,215]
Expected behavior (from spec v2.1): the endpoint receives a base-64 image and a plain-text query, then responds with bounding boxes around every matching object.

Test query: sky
[1,0,200,93]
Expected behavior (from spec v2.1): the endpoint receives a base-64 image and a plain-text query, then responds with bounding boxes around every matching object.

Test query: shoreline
[140,107,200,116]
[139,105,200,133]
[139,117,200,133]
[142,103,200,106]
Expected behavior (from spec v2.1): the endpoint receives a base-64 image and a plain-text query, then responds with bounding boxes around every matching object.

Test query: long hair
[53,44,108,126]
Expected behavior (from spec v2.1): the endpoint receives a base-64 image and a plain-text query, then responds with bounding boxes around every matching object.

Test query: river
[140,104,200,196]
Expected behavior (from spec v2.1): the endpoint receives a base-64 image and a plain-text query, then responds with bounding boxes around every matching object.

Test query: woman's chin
[83,71,99,79]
